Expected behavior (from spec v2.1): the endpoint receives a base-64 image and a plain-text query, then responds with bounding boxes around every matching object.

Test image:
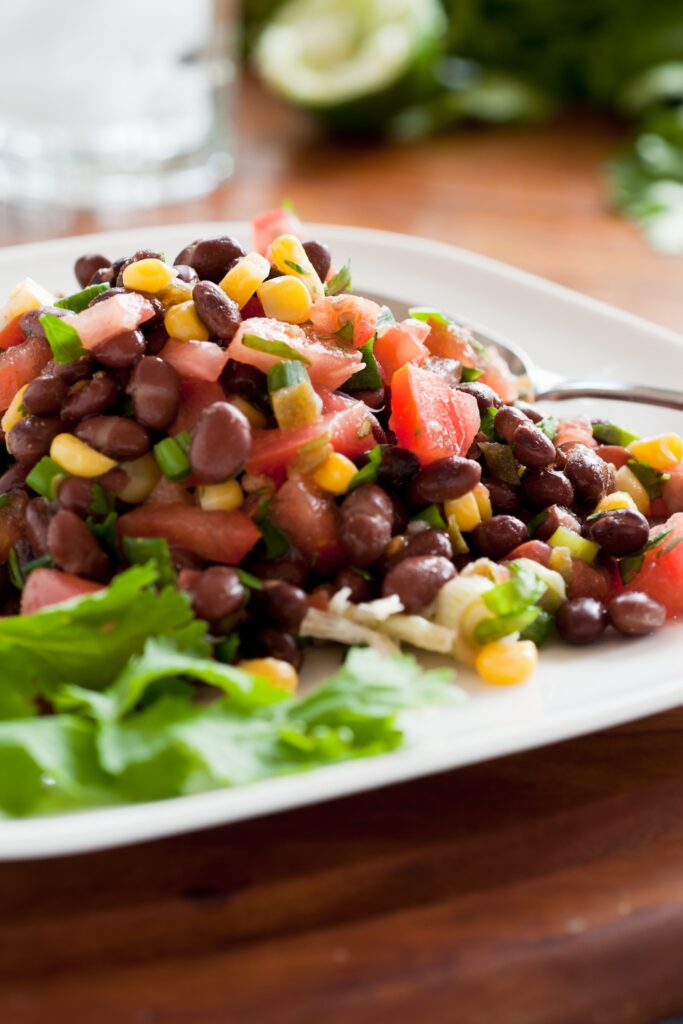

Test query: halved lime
[254,0,447,130]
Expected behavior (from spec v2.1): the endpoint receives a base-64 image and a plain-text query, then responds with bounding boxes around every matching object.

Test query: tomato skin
[118,504,261,564]
[68,292,156,350]
[556,415,597,449]
[0,336,51,411]
[252,207,304,255]
[567,559,612,603]
[389,363,480,465]
[624,513,683,618]
[21,569,103,614]
[374,320,429,383]
[309,295,381,349]
[246,402,374,477]
[595,444,630,469]
[0,314,27,350]
[504,540,552,566]
[159,339,230,382]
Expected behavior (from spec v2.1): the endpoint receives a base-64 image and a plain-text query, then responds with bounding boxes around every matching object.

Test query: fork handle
[535,381,683,412]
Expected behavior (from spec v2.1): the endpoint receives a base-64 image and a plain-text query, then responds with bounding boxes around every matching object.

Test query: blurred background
[0,0,680,326]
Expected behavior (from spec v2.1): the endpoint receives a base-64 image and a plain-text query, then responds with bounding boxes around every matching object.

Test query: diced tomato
[66,292,156,351]
[479,346,519,403]
[309,295,381,349]
[171,379,226,435]
[624,513,683,617]
[595,444,630,469]
[0,337,51,411]
[252,207,304,256]
[556,415,597,449]
[663,466,683,515]
[374,319,429,383]
[118,504,261,564]
[21,569,103,615]
[389,363,480,465]
[229,317,362,390]
[271,478,341,566]
[246,402,374,477]
[0,491,27,563]
[146,478,194,506]
[240,295,265,319]
[159,339,230,383]
[0,314,27,350]
[504,540,552,566]
[424,317,480,366]
[567,559,612,603]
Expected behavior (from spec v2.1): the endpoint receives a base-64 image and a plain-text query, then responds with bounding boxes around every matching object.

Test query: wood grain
[1,81,682,1024]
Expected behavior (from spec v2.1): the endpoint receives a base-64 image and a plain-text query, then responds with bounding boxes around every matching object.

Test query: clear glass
[0,0,236,210]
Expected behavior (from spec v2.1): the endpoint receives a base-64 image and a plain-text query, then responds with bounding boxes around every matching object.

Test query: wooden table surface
[1,83,683,1024]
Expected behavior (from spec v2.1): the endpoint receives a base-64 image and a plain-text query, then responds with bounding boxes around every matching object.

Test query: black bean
[88,285,126,308]
[608,592,666,637]
[19,306,67,340]
[556,597,607,645]
[25,497,53,556]
[61,373,120,423]
[75,416,150,461]
[94,329,146,369]
[302,240,332,282]
[258,580,309,629]
[354,389,385,411]
[375,446,421,492]
[332,569,374,604]
[564,445,611,504]
[74,253,110,289]
[514,401,544,424]
[0,464,28,492]
[192,281,241,342]
[189,402,251,483]
[115,249,163,288]
[473,515,528,559]
[127,356,181,431]
[534,505,582,542]
[245,548,309,588]
[386,527,453,572]
[47,509,110,581]
[58,476,98,518]
[177,236,246,283]
[23,375,68,417]
[220,358,269,411]
[242,626,302,669]
[512,422,556,468]
[485,478,520,515]
[44,355,96,384]
[88,266,115,286]
[494,405,528,443]
[521,468,574,509]
[6,417,60,464]
[408,456,481,506]
[174,264,199,285]
[144,323,169,356]
[454,381,503,414]
[381,555,455,613]
[189,567,245,623]
[339,484,393,567]
[585,509,650,557]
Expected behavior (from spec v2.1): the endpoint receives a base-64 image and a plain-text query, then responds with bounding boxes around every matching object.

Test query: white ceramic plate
[1,222,682,860]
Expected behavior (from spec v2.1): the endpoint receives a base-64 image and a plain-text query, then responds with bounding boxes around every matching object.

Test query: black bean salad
[0,205,680,815]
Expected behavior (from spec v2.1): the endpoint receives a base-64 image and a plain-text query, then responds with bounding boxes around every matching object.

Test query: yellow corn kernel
[238,657,298,693]
[220,252,270,308]
[118,454,161,503]
[227,395,267,429]
[271,380,322,429]
[163,300,209,342]
[50,433,117,478]
[313,452,358,495]
[447,514,470,555]
[270,234,324,300]
[475,639,538,686]
[157,278,194,309]
[594,490,638,514]
[628,433,683,472]
[1,384,29,432]
[122,258,177,294]
[614,465,650,514]
[444,490,481,532]
[473,482,492,521]
[548,545,572,582]
[257,276,312,325]
[198,479,244,512]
